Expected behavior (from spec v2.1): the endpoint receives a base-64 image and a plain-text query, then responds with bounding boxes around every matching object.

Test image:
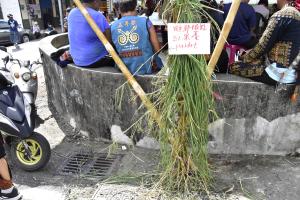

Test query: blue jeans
[10,31,19,44]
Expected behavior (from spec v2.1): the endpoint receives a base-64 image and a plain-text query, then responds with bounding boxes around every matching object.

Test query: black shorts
[81,56,115,68]
[0,135,6,159]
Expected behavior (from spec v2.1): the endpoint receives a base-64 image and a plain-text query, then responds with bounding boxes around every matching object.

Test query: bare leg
[0,158,11,181]
[0,157,22,200]
[0,158,12,189]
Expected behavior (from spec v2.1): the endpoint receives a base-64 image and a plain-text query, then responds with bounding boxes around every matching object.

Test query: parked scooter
[0,47,40,121]
[8,59,41,127]
[0,47,50,171]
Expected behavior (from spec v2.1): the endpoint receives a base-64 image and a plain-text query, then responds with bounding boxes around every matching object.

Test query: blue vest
[111,16,162,75]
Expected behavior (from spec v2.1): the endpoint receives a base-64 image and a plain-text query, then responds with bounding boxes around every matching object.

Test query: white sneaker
[0,186,22,200]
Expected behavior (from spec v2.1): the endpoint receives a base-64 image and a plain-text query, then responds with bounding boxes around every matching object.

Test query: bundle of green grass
[152,0,217,193]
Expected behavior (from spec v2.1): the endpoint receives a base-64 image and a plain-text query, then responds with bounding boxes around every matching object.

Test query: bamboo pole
[73,0,163,127]
[207,0,241,77]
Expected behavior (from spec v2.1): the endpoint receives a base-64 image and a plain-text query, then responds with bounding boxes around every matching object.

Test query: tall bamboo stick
[73,0,163,127]
[207,0,241,77]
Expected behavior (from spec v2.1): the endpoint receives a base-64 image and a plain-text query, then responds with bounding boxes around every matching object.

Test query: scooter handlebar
[9,58,22,66]
[31,62,43,65]
[30,61,43,71]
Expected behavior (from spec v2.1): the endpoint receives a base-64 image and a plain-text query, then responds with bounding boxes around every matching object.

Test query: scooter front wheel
[11,133,51,171]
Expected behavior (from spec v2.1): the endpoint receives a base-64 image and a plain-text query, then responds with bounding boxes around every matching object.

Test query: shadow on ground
[8,135,300,199]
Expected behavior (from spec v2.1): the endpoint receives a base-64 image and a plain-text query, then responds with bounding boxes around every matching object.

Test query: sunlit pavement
[7,40,41,62]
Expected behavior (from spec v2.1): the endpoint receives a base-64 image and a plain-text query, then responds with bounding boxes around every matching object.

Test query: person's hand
[239,49,252,62]
[237,49,246,61]
[239,48,251,56]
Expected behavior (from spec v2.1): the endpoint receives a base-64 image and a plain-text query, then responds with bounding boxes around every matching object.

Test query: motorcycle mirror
[3,56,9,65]
[0,46,7,52]
[0,67,10,72]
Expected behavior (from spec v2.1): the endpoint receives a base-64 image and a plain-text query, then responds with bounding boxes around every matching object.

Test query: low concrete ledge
[40,34,300,155]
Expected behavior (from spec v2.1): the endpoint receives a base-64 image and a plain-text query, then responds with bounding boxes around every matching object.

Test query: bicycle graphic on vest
[118,25,139,45]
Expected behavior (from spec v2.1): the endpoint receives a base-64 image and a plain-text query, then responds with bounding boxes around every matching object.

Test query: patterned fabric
[230,6,300,78]
[111,16,163,75]
[268,42,292,67]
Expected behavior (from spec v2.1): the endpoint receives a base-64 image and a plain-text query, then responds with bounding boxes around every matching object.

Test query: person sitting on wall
[223,0,258,49]
[32,21,41,39]
[202,0,229,73]
[111,0,163,75]
[229,0,300,86]
[253,0,270,38]
[253,0,270,21]
[145,0,156,17]
[68,0,114,68]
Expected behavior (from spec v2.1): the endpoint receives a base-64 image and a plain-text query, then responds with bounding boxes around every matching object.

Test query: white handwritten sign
[168,23,210,55]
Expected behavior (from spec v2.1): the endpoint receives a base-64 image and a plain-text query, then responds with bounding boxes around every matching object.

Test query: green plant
[152,0,218,193]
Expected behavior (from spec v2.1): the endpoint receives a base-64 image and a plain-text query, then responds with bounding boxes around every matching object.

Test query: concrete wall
[40,34,300,155]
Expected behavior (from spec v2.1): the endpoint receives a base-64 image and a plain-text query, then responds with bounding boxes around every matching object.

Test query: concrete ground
[3,41,300,200]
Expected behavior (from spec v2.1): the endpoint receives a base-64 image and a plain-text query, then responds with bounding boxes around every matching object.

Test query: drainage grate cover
[59,152,122,179]
[61,153,92,175]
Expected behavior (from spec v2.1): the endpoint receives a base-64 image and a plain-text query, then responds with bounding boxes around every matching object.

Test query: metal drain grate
[61,153,92,174]
[60,152,122,179]
[86,154,118,178]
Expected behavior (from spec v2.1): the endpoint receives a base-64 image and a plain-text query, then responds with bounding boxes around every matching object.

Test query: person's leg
[10,33,14,44]
[250,71,277,86]
[0,158,11,181]
[16,32,20,46]
[230,61,277,86]
[34,32,40,39]
[161,26,168,50]
[243,36,259,49]
[83,56,115,68]
[13,32,20,49]
[0,135,10,181]
[215,49,229,73]
[0,136,11,185]
[0,136,22,199]
[13,32,17,44]
[98,56,114,66]
[229,60,266,78]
